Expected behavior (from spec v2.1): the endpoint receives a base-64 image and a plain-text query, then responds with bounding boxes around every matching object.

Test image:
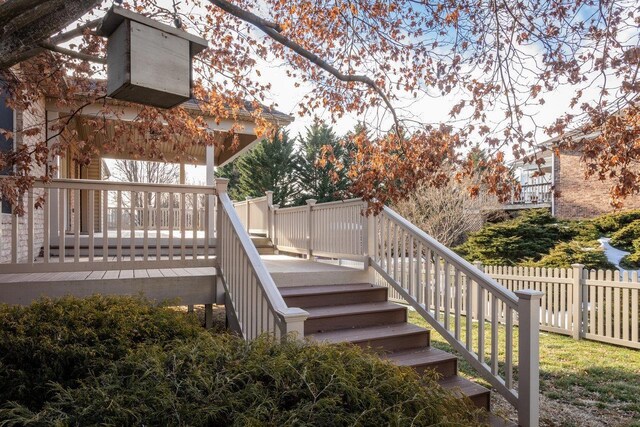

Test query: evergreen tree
[215,162,242,201]
[235,130,297,206]
[295,123,352,204]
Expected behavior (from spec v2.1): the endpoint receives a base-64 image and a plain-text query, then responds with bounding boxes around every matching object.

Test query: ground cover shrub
[592,210,640,235]
[455,209,596,265]
[532,240,616,269]
[609,220,640,251]
[619,239,640,269]
[0,296,481,427]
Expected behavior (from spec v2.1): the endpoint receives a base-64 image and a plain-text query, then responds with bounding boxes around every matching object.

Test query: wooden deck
[0,267,217,306]
[0,254,368,306]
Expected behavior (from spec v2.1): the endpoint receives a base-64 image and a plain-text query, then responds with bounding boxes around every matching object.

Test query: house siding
[1,96,46,263]
[555,149,640,219]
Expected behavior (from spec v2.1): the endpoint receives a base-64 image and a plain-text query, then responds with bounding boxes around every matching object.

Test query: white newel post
[515,289,544,427]
[280,307,309,340]
[571,263,585,340]
[305,199,316,259]
[245,196,251,232]
[265,191,273,239]
[272,204,279,251]
[215,179,229,305]
[366,213,377,282]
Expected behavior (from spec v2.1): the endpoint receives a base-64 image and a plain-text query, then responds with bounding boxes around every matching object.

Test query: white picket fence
[482,264,640,349]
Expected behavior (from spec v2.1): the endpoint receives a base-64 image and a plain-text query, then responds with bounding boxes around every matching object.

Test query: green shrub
[619,239,640,269]
[0,297,480,426]
[0,295,203,409]
[533,240,616,270]
[609,220,640,251]
[592,210,640,235]
[455,209,593,265]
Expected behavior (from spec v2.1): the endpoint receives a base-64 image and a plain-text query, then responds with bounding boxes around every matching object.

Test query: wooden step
[438,376,491,411]
[304,302,406,334]
[309,323,430,352]
[280,284,387,308]
[382,347,458,378]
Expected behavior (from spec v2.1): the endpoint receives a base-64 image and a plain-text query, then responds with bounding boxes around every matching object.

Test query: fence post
[245,196,251,233]
[571,263,584,340]
[265,191,273,239]
[515,289,544,427]
[305,199,317,259]
[215,179,229,305]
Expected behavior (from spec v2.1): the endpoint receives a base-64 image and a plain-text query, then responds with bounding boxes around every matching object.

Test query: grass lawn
[408,311,640,427]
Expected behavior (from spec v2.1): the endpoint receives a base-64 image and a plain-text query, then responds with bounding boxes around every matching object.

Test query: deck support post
[515,289,544,427]
[204,303,213,328]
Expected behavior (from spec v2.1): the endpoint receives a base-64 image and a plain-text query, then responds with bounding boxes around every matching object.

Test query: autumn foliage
[1,0,639,211]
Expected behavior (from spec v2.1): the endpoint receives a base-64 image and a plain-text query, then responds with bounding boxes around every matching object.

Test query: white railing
[1,178,216,272]
[484,264,640,349]
[248,192,542,426]
[217,180,307,339]
[369,207,542,427]
[273,198,367,261]
[106,206,205,231]
[511,182,552,205]
[233,193,271,236]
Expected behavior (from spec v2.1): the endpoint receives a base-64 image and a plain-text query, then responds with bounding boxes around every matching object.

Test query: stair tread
[280,283,380,296]
[382,347,457,367]
[438,375,490,399]
[305,301,405,319]
[309,323,427,343]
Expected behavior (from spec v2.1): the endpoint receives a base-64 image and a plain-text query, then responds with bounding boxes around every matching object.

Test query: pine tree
[295,123,352,204]
[235,130,297,206]
[215,162,242,201]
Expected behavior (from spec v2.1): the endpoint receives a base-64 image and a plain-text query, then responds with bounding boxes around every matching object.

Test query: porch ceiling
[74,116,257,167]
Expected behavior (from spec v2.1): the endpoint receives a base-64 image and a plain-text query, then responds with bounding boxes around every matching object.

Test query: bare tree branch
[208,0,401,132]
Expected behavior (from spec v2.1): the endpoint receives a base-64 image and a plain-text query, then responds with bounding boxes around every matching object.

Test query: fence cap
[305,199,317,205]
[571,263,585,268]
[514,289,545,300]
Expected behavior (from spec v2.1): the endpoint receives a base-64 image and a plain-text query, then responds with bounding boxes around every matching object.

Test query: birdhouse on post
[98,6,208,109]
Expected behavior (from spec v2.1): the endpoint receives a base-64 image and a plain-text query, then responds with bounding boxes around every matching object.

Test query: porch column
[47,110,60,241]
[179,162,186,185]
[206,146,215,245]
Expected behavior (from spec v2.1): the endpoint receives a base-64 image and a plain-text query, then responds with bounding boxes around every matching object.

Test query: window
[0,86,13,213]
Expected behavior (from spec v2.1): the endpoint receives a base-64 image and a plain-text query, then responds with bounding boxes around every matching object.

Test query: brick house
[506,136,640,220]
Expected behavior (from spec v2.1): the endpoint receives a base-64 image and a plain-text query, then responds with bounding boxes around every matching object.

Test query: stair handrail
[216,181,308,340]
[369,206,543,427]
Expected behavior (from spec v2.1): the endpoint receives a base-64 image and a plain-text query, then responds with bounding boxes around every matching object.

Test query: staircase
[280,283,491,410]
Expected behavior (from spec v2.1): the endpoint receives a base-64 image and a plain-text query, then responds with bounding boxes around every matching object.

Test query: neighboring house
[501,133,640,220]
